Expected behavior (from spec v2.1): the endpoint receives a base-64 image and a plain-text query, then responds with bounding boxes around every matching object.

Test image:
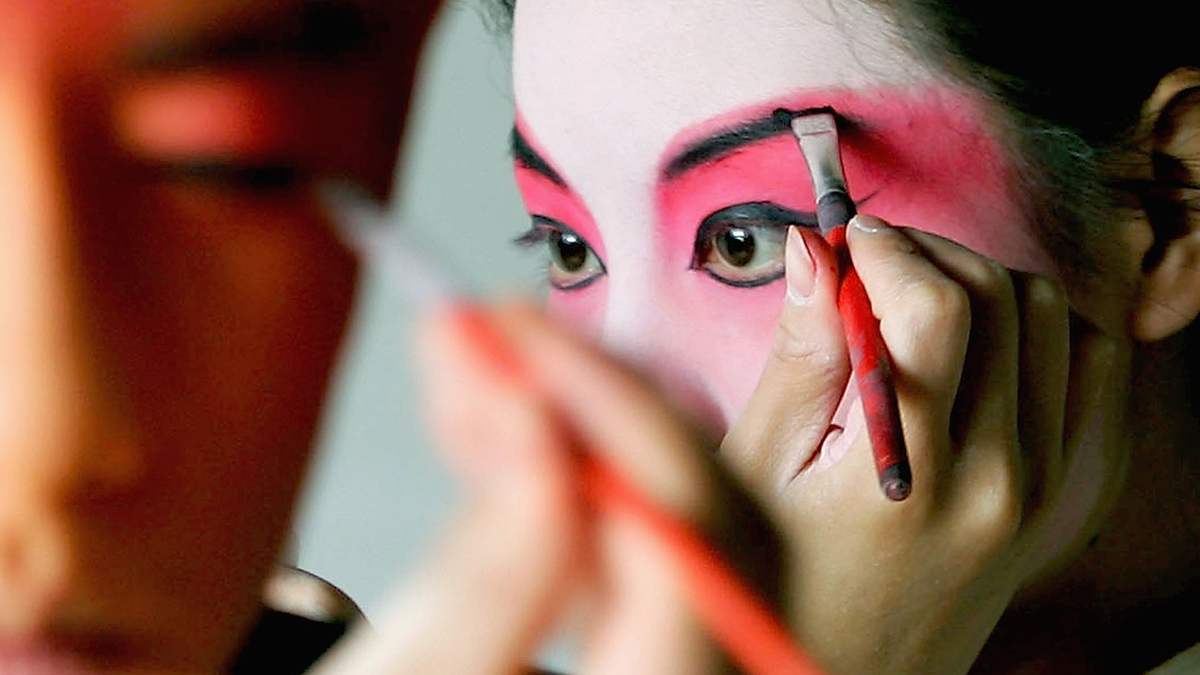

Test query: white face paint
[511,0,1052,433]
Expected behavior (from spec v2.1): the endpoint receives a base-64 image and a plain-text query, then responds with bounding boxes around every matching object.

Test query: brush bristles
[787,111,849,209]
[789,113,837,136]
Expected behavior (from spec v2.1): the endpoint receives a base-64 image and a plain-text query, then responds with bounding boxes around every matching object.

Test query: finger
[492,303,727,529]
[489,302,788,664]
[844,216,972,496]
[310,308,582,675]
[311,502,573,675]
[1013,274,1071,514]
[494,300,783,591]
[578,507,720,675]
[723,226,850,493]
[897,227,1020,456]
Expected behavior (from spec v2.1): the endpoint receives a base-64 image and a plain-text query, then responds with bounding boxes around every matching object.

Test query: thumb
[722,226,850,491]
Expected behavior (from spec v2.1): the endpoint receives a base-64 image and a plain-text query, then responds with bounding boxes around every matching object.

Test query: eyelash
[516,215,607,291]
[515,203,817,292]
[690,202,818,288]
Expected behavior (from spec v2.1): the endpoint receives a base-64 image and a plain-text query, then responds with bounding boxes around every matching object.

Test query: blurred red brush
[322,181,828,675]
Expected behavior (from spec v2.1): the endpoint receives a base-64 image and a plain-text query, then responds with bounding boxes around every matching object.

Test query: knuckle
[901,278,971,335]
[772,318,843,374]
[1025,274,1069,313]
[971,257,1015,297]
[959,456,1026,551]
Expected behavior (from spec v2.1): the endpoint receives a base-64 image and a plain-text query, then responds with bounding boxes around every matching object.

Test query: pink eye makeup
[116,76,314,196]
[653,87,1054,276]
[509,86,1055,440]
[690,202,817,287]
[511,121,610,296]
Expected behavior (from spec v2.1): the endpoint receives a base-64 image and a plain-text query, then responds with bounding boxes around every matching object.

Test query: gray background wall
[293,0,539,619]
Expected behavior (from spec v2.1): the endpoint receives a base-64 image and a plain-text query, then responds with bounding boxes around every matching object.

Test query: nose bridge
[598,265,660,363]
[0,27,141,610]
[599,268,727,434]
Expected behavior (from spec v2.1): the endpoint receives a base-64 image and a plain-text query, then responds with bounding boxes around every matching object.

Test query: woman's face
[510,0,1056,434]
[0,1,437,672]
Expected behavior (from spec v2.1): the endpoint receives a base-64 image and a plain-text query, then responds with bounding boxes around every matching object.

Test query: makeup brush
[780,108,913,502]
[320,182,828,675]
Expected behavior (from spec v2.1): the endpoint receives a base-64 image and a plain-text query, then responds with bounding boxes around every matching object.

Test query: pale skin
[505,0,1200,672]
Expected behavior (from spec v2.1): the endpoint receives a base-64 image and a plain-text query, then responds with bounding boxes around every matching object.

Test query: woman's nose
[598,282,729,436]
[0,39,144,629]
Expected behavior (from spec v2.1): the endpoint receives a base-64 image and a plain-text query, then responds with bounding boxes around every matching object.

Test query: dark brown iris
[551,230,588,272]
[716,227,755,267]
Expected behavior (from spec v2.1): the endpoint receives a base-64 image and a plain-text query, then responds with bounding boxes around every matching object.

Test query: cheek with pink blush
[544,280,606,335]
[660,278,785,426]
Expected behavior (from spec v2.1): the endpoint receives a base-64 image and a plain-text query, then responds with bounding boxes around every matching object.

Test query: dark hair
[479,0,516,34]
[876,2,1197,279]
[480,0,1196,279]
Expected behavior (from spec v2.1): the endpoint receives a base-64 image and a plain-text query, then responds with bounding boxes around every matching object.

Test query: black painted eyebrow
[126,1,383,71]
[662,113,793,181]
[663,109,859,182]
[510,127,567,188]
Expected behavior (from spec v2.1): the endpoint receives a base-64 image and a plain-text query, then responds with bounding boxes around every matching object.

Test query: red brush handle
[826,226,912,501]
[582,455,827,675]
[455,307,828,675]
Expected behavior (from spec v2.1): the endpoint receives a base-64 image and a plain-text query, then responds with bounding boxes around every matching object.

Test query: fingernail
[851,214,887,233]
[786,226,816,300]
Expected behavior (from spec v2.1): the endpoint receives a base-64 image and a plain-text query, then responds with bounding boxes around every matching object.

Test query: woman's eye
[699,224,785,286]
[516,216,606,290]
[692,202,817,287]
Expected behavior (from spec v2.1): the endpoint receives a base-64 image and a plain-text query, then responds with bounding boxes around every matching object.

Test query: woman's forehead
[512,0,935,190]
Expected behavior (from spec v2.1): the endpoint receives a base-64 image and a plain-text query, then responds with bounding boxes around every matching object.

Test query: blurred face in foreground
[0,1,438,672]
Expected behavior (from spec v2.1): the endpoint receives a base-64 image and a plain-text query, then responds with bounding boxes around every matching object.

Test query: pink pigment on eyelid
[513,167,607,260]
[657,135,820,261]
[655,86,1056,274]
[511,117,607,260]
